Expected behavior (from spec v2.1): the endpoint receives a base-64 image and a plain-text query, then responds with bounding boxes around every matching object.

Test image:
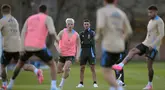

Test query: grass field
[3,61,165,90]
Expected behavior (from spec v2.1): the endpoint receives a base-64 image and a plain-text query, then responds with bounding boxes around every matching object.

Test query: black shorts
[1,51,20,66]
[21,48,53,63]
[80,48,96,65]
[136,43,158,60]
[59,56,75,63]
[116,50,128,64]
[101,50,121,68]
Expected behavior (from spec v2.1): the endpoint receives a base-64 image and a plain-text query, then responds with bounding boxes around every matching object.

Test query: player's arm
[123,14,133,40]
[21,20,28,51]
[91,31,96,55]
[95,9,105,42]
[0,19,4,31]
[76,34,81,60]
[57,30,64,40]
[46,16,59,43]
[151,20,164,48]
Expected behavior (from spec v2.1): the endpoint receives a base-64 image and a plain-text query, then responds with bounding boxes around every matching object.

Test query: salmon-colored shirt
[59,28,78,56]
[22,13,56,51]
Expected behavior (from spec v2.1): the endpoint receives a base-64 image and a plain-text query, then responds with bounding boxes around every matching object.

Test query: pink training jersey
[59,28,78,56]
[25,13,48,49]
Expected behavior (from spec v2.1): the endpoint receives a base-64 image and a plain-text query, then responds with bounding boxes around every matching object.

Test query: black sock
[93,81,97,84]
[80,81,83,85]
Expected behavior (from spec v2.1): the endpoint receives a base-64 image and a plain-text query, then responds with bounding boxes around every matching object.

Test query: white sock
[119,63,124,67]
[59,78,65,87]
[117,86,124,90]
[109,87,115,90]
[148,82,152,85]
[2,81,7,86]
[34,68,38,75]
[8,79,14,88]
[51,80,57,88]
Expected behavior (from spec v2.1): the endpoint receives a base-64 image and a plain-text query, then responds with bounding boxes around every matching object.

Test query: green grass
[4,62,165,90]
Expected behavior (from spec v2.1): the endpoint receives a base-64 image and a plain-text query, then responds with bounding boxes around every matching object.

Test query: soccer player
[95,0,132,90]
[112,5,164,90]
[57,18,81,89]
[76,19,98,88]
[115,42,128,86]
[0,4,43,90]
[7,5,59,90]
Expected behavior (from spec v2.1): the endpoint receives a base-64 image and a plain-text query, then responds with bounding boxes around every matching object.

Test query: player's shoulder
[46,15,53,20]
[97,7,106,14]
[0,17,5,24]
[90,29,95,34]
[155,16,164,24]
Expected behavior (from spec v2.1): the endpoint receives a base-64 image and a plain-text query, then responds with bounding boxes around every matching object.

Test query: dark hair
[83,19,90,23]
[1,4,11,14]
[105,0,115,4]
[148,5,158,11]
[39,5,47,13]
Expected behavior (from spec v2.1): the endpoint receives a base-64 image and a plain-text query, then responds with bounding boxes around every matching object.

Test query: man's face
[148,10,157,19]
[83,22,90,30]
[66,22,74,29]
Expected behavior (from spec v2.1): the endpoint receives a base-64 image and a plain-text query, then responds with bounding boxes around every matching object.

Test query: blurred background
[0,0,165,68]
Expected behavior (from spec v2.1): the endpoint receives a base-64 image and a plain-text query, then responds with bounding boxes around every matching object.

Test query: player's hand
[75,56,80,63]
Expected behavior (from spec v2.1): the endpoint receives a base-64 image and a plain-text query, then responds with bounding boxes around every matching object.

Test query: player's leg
[89,56,98,87]
[7,52,33,89]
[115,52,126,86]
[59,57,73,88]
[76,54,87,88]
[143,49,157,90]
[23,64,44,84]
[112,44,145,71]
[101,51,123,90]
[35,48,58,90]
[57,57,65,74]
[1,51,12,89]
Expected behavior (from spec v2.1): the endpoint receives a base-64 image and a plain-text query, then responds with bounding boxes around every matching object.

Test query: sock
[51,80,57,88]
[34,68,38,75]
[148,82,152,85]
[59,78,65,87]
[119,63,124,67]
[8,79,14,88]
[2,82,7,86]
[80,81,83,85]
[117,86,123,90]
[93,81,97,84]
[109,87,115,90]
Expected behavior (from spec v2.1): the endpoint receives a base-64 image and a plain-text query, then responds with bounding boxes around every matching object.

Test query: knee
[57,68,63,74]
[90,66,95,72]
[63,67,70,72]
[148,67,153,72]
[80,66,85,72]
[47,60,55,66]
[129,48,136,55]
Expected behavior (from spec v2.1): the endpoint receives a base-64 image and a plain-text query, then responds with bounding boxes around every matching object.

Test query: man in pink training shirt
[7,5,59,90]
[0,4,43,90]
[57,18,81,89]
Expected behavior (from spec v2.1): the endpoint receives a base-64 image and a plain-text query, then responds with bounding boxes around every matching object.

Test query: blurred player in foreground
[95,0,132,90]
[7,5,59,90]
[113,5,164,90]
[0,4,43,90]
[57,18,81,89]
[115,42,128,87]
[77,19,98,88]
